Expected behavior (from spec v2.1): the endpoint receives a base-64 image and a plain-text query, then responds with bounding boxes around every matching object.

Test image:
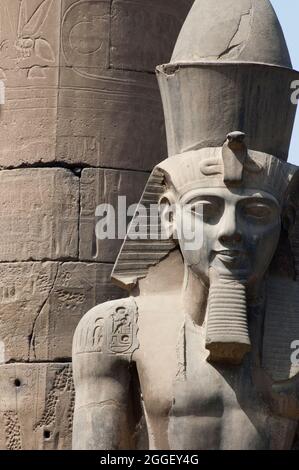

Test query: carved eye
[242,202,273,220]
[190,200,221,223]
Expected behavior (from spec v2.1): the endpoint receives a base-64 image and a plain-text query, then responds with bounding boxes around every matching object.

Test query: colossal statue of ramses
[72,0,299,450]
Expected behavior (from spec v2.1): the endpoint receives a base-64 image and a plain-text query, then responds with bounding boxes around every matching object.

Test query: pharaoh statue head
[112,0,299,366]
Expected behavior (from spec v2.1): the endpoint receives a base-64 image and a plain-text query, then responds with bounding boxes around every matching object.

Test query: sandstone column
[0,0,193,449]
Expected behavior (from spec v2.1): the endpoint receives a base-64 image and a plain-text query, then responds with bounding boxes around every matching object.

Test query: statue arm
[72,302,140,450]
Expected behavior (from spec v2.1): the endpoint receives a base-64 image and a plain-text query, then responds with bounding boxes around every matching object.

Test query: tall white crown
[156,0,299,161]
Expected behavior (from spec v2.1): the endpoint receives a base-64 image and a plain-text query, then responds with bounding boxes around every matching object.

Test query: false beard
[205,269,251,365]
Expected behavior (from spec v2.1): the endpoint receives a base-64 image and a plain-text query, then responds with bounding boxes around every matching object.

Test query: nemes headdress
[112,0,299,290]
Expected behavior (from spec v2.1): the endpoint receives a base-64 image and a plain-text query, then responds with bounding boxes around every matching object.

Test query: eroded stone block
[110,0,193,72]
[0,0,61,74]
[0,0,193,169]
[0,363,74,450]
[0,0,61,167]
[56,68,166,170]
[80,168,148,262]
[0,169,79,261]
[60,0,110,70]
[0,262,124,362]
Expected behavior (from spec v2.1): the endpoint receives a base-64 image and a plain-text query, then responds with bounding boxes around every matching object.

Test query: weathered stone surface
[158,0,299,161]
[0,0,194,453]
[74,148,299,451]
[0,0,61,75]
[157,63,298,160]
[80,168,148,262]
[0,363,74,450]
[73,0,299,451]
[56,69,166,171]
[0,169,79,261]
[172,0,291,66]
[0,262,124,363]
[110,0,194,72]
[0,0,60,166]
[0,0,192,170]
[290,210,299,280]
[60,0,111,70]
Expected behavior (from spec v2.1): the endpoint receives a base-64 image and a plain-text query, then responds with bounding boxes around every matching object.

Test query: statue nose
[219,232,242,244]
[218,207,242,244]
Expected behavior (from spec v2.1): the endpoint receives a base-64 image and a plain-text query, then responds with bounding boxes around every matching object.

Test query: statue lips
[213,249,245,265]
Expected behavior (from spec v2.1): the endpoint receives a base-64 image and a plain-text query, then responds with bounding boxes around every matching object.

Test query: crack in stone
[76,400,125,411]
[218,9,252,60]
[28,264,59,361]
[77,172,81,260]
[0,161,150,174]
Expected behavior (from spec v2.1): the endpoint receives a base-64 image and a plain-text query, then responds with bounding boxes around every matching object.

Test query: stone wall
[0,0,193,449]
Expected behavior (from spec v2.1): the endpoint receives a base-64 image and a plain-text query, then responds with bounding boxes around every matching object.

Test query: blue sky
[270,0,299,164]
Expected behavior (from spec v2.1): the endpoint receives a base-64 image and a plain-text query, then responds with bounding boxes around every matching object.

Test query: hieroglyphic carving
[74,298,139,356]
[0,261,124,363]
[58,0,168,170]
[56,68,166,170]
[110,0,193,72]
[34,365,75,448]
[72,0,299,451]
[0,0,58,75]
[74,314,105,353]
[0,0,180,168]
[16,0,56,75]
[0,168,79,262]
[61,0,110,71]
[108,306,136,354]
[4,412,22,450]
[0,0,60,166]
[0,363,74,449]
[61,0,192,74]
[80,168,149,262]
[0,0,191,168]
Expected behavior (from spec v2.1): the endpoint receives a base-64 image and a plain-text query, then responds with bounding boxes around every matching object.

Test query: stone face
[0,0,192,170]
[0,363,74,450]
[0,168,79,262]
[0,0,194,452]
[0,262,124,363]
[73,149,299,450]
[73,0,299,450]
[80,168,149,262]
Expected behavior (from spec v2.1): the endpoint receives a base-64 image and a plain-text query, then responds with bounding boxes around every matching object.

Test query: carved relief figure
[0,0,55,79]
[72,0,299,450]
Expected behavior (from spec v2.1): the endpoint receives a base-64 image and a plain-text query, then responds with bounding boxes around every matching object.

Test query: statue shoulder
[263,277,299,381]
[73,297,139,359]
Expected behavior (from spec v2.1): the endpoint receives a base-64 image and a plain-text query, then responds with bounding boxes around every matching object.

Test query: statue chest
[136,318,297,450]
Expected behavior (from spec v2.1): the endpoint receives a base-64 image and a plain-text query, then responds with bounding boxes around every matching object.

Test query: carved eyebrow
[239,197,278,207]
[244,192,279,204]
[181,195,223,205]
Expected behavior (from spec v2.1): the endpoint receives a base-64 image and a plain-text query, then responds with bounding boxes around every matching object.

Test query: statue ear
[159,191,178,241]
